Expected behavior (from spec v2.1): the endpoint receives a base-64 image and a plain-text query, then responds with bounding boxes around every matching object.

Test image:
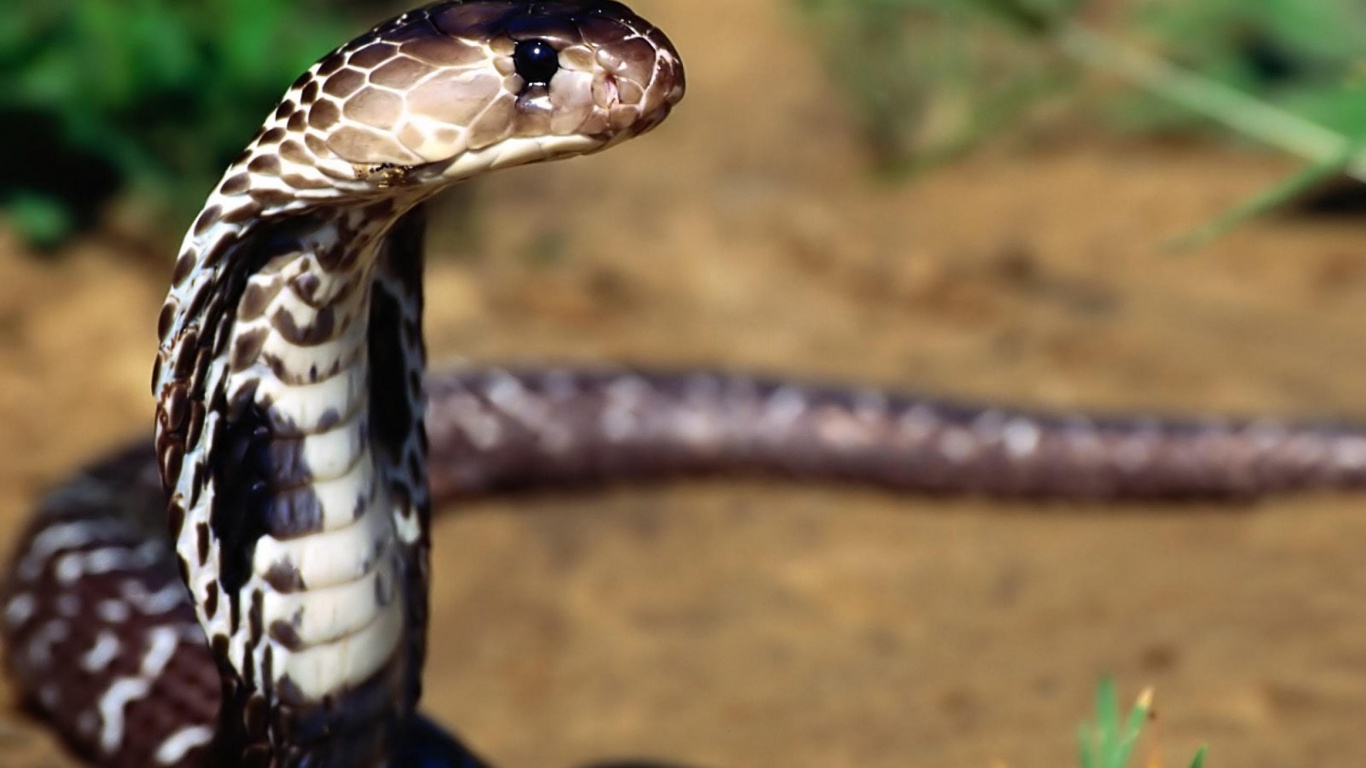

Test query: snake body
[149,3,680,764]
[11,380,1366,768]
[6,2,1366,766]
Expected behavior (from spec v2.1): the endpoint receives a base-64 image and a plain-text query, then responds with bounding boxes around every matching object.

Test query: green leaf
[1171,135,1365,250]
[0,0,363,245]
[5,192,75,251]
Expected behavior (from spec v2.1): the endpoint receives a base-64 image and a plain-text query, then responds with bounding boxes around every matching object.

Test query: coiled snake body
[6,2,1366,766]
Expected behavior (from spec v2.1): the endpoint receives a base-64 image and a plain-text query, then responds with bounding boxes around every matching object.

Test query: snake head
[285,0,685,190]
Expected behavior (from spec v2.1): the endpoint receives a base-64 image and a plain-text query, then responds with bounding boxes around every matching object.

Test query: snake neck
[158,202,431,766]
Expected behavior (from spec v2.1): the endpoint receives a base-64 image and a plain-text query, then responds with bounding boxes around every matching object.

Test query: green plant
[795,0,1366,238]
[1125,0,1366,137]
[1079,679,1207,768]
[1,0,355,248]
[794,0,1079,173]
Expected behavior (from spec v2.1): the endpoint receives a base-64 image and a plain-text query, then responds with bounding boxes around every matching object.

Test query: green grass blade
[1096,677,1119,764]
[1079,679,1196,768]
[1170,136,1365,250]
[1079,718,1099,768]
[1111,688,1153,768]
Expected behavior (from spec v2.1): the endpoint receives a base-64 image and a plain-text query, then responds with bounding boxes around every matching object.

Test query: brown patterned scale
[4,2,1364,767]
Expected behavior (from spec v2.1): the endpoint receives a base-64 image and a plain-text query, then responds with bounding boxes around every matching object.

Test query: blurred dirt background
[7,0,1366,765]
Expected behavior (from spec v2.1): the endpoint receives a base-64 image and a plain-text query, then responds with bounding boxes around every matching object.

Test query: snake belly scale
[9,2,1366,767]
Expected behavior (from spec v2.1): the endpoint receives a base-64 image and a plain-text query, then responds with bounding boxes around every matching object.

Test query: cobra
[7,1,1366,766]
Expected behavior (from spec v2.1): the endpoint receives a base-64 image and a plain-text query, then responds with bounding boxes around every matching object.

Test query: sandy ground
[7,0,1366,765]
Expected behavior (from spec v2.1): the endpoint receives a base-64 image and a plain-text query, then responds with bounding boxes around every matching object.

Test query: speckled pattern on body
[11,361,1366,765]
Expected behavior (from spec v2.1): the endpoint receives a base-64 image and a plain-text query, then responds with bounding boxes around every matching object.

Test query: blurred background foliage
[0,0,363,248]
[794,0,1083,169]
[3,0,1366,249]
[1127,0,1366,135]
[797,0,1366,224]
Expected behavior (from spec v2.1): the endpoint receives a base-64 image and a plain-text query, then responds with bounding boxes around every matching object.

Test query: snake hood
[148,2,683,766]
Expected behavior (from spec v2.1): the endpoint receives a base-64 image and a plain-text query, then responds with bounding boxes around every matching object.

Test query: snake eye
[513,39,559,85]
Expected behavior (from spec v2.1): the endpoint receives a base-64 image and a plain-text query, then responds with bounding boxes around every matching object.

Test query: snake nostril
[596,74,620,109]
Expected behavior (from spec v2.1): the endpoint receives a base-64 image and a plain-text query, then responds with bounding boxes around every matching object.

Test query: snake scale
[6,2,1366,766]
